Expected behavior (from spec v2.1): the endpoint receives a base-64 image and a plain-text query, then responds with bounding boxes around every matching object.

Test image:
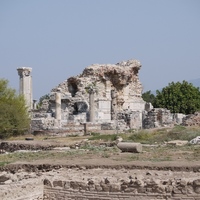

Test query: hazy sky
[1,0,200,100]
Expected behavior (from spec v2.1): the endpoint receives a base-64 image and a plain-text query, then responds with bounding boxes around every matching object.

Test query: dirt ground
[1,133,200,200]
[1,136,200,171]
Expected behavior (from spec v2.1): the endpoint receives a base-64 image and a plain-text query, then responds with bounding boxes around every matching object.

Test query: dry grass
[0,126,200,166]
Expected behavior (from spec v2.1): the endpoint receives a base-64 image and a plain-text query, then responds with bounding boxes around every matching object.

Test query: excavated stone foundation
[0,164,200,200]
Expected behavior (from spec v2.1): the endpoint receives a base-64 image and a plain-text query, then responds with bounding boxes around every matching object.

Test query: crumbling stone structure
[52,59,145,121]
[30,59,186,133]
[182,112,200,126]
[143,108,186,129]
[31,60,147,133]
[143,108,173,129]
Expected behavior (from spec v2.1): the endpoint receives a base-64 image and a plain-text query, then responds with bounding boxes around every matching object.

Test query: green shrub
[90,132,100,136]
[127,130,155,144]
[0,79,30,139]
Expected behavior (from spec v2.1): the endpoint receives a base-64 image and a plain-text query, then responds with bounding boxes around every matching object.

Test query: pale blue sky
[1,0,200,99]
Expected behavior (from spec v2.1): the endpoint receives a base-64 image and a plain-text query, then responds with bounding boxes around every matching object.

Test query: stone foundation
[0,165,200,200]
[31,120,102,136]
[43,179,200,200]
[43,188,200,200]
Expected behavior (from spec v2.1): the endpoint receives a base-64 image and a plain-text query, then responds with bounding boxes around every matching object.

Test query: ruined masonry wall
[50,60,145,123]
[43,179,200,200]
[1,166,200,200]
[42,167,200,200]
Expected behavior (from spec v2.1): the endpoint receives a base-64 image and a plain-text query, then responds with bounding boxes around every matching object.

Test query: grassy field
[0,125,200,166]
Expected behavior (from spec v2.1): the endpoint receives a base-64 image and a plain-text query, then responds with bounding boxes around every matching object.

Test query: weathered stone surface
[0,175,9,183]
[167,140,188,146]
[30,59,188,132]
[51,59,145,120]
[42,167,200,200]
[190,136,200,144]
[0,164,200,200]
[53,60,143,97]
[32,60,146,132]
[182,112,200,126]
[117,142,142,153]
[0,169,43,200]
[17,67,33,110]
[143,108,174,129]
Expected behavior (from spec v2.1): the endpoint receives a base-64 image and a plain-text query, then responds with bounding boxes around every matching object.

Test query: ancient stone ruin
[31,60,146,133]
[182,112,200,127]
[29,59,186,134]
[1,165,200,200]
[0,61,197,200]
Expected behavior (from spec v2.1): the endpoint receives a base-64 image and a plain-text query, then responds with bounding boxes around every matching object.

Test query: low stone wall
[0,141,54,152]
[0,164,200,200]
[31,121,102,136]
[43,179,200,200]
[42,167,200,200]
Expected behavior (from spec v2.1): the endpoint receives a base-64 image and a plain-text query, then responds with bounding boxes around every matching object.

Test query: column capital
[87,86,97,94]
[17,67,32,78]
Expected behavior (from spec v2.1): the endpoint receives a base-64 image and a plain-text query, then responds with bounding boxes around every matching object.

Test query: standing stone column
[105,80,111,100]
[111,89,117,120]
[33,100,37,110]
[88,89,95,123]
[17,67,33,110]
[55,88,62,127]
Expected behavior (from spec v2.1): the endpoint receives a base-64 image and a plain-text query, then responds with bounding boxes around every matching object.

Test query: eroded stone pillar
[17,67,33,110]
[111,89,117,120]
[33,100,37,110]
[105,80,111,100]
[89,89,95,123]
[55,88,62,126]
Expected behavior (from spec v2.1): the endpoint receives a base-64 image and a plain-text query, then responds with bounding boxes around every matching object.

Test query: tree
[0,79,30,138]
[154,81,200,114]
[142,90,156,105]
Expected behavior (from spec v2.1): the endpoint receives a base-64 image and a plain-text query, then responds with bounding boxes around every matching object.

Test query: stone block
[117,142,142,153]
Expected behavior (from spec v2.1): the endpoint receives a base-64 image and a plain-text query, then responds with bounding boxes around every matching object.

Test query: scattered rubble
[190,136,200,144]
[182,112,200,126]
